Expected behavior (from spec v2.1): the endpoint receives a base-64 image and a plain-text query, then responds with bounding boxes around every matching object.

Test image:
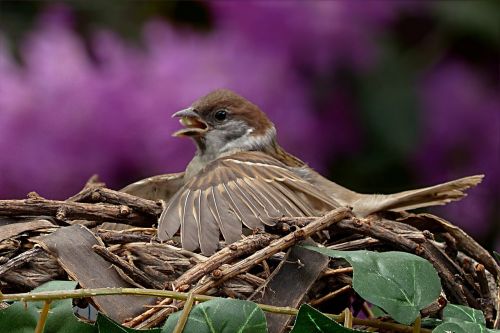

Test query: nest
[0,178,498,332]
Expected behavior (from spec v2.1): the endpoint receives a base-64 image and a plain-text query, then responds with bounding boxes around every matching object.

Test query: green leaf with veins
[302,247,441,325]
[162,298,267,333]
[432,303,500,333]
[290,304,365,333]
[443,304,486,325]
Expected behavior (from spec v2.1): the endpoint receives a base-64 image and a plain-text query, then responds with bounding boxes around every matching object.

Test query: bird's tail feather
[352,175,484,216]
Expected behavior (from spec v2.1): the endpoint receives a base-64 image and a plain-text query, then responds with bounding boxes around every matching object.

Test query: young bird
[122,89,483,254]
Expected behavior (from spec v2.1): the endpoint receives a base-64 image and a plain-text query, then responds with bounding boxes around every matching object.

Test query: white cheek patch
[220,125,276,154]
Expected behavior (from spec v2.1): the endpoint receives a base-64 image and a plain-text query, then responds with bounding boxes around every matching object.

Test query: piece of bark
[0,219,56,242]
[37,225,156,322]
[256,240,329,333]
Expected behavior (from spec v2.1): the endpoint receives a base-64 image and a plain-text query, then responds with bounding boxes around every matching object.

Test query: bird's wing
[158,151,339,254]
[120,172,185,202]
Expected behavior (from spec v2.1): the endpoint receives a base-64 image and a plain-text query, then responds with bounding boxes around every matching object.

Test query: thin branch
[309,285,351,306]
[0,199,152,226]
[173,293,195,333]
[70,187,162,216]
[0,287,432,333]
[34,301,51,333]
[412,315,421,333]
[343,308,353,328]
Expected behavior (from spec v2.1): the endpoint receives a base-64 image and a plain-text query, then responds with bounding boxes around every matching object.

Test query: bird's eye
[214,109,227,121]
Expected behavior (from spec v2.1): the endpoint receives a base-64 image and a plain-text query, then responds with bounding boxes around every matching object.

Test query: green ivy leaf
[433,321,500,333]
[433,304,500,333]
[302,247,441,325]
[96,313,161,333]
[432,322,469,333]
[443,304,486,325]
[0,280,96,333]
[162,298,267,333]
[290,304,365,333]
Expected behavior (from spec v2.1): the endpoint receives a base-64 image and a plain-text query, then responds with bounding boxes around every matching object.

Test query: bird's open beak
[172,107,208,137]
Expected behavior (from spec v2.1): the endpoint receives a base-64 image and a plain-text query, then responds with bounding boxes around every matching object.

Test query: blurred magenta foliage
[0,1,498,249]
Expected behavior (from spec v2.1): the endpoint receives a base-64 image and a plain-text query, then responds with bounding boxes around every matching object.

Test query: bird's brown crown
[192,89,273,135]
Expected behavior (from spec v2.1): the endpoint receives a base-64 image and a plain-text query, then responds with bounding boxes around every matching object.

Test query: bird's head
[172,89,276,155]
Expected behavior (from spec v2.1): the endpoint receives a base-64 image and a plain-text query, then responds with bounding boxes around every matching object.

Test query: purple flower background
[0,2,498,249]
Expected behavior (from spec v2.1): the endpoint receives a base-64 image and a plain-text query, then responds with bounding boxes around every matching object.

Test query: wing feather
[227,180,266,229]
[213,184,242,244]
[198,189,220,255]
[253,179,304,217]
[272,181,315,216]
[180,190,200,251]
[158,189,183,240]
[238,178,282,219]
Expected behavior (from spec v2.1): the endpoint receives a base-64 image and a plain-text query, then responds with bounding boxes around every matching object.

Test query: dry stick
[335,217,418,252]
[343,308,353,328]
[174,233,277,290]
[322,267,353,276]
[327,237,381,251]
[172,293,195,333]
[362,302,375,319]
[0,199,152,226]
[71,187,162,217]
[34,301,51,333]
[66,219,99,228]
[496,294,500,330]
[475,263,495,325]
[0,287,432,333]
[309,285,351,306]
[475,264,491,296]
[420,294,447,318]
[238,273,265,286]
[0,247,44,276]
[92,245,165,290]
[412,315,421,333]
[97,231,153,244]
[133,207,353,328]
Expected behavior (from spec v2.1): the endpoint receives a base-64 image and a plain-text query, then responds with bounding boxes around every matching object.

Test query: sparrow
[122,89,483,255]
